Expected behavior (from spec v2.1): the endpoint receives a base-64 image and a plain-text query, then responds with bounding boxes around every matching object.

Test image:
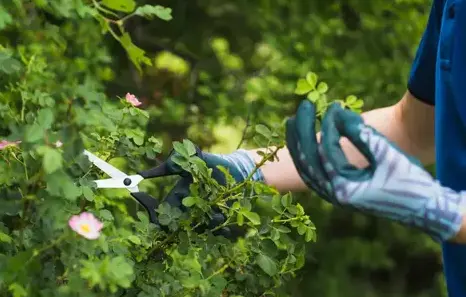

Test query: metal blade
[92,175,144,193]
[83,150,127,179]
[93,178,129,189]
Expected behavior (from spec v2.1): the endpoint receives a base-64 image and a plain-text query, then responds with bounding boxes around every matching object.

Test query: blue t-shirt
[408,0,466,296]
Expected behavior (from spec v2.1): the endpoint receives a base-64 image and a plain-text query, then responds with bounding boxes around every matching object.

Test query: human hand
[287,100,466,241]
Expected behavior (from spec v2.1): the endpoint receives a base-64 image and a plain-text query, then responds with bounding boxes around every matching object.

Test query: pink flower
[68,212,103,240]
[125,93,142,107]
[55,140,63,148]
[0,140,21,150]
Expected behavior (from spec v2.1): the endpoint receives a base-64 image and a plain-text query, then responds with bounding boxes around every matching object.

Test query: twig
[236,104,253,149]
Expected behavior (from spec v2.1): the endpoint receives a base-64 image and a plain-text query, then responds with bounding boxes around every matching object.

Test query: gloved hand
[139,145,264,237]
[286,100,337,204]
[286,100,466,242]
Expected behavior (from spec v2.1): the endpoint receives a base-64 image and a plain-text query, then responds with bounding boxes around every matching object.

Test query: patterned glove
[288,100,466,241]
[286,100,337,203]
[141,145,264,238]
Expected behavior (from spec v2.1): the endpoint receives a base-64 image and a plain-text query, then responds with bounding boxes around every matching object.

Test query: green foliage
[0,1,319,296]
[0,0,445,296]
[294,71,365,117]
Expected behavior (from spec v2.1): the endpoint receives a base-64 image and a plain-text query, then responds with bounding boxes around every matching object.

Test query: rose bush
[0,1,330,296]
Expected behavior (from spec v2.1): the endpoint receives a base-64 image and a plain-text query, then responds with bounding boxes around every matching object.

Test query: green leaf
[294,78,313,95]
[256,254,278,276]
[158,214,171,226]
[351,99,364,109]
[37,108,54,129]
[242,211,261,225]
[183,139,197,156]
[281,194,292,208]
[181,274,201,289]
[173,141,189,158]
[101,0,136,12]
[45,171,81,201]
[182,196,196,207]
[255,124,272,139]
[272,194,283,212]
[307,90,320,102]
[137,109,150,118]
[134,5,172,21]
[297,223,306,235]
[99,209,114,221]
[8,283,27,297]
[82,186,94,201]
[305,227,315,242]
[345,95,357,105]
[0,231,12,243]
[136,211,149,224]
[0,6,13,30]
[128,235,141,245]
[317,82,328,94]
[25,124,44,143]
[43,148,63,174]
[276,226,291,233]
[305,72,318,88]
[237,213,244,226]
[120,33,152,73]
[0,51,22,76]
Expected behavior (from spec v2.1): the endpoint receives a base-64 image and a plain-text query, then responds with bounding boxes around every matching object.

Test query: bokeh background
[4,0,444,296]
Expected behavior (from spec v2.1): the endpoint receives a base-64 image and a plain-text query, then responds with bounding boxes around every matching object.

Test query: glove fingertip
[321,105,374,180]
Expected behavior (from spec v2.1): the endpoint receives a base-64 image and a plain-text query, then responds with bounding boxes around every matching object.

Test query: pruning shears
[83,150,179,224]
[83,148,237,238]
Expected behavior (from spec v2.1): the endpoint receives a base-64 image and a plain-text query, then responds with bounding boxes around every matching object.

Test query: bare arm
[248,91,435,192]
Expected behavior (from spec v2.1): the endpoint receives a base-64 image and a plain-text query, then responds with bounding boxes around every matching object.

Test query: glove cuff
[423,185,466,242]
[218,149,265,182]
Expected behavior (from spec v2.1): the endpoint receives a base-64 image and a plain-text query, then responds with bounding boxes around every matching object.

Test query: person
[155,0,466,296]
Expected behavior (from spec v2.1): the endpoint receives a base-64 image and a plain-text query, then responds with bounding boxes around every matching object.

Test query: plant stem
[91,0,119,17]
[271,217,300,223]
[148,231,177,255]
[220,146,281,198]
[206,263,230,280]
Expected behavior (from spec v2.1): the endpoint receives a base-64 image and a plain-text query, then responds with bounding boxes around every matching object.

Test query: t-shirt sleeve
[407,0,444,105]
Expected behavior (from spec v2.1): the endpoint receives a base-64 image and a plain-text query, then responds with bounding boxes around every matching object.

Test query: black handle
[130,192,160,224]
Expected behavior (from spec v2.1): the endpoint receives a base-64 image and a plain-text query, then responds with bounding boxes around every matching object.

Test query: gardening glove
[139,145,264,237]
[288,100,466,242]
[286,100,337,204]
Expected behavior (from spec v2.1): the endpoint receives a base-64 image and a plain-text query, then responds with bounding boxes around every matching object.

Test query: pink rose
[68,212,103,240]
[125,93,142,107]
[0,140,21,150]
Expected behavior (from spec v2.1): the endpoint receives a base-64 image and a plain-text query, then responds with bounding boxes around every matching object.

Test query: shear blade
[93,178,129,189]
[83,150,127,179]
[92,175,143,193]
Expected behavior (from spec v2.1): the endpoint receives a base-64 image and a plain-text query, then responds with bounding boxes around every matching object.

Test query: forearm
[249,91,435,192]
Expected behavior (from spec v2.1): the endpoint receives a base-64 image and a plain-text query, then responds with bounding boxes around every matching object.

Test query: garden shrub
[0,1,326,296]
[1,1,431,296]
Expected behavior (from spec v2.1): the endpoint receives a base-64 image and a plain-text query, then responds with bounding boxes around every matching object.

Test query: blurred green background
[3,0,444,296]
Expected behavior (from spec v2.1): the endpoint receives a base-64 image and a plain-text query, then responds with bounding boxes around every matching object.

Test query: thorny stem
[219,146,282,198]
[236,105,253,150]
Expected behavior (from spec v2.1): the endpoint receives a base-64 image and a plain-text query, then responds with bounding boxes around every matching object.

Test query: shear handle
[130,192,159,224]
